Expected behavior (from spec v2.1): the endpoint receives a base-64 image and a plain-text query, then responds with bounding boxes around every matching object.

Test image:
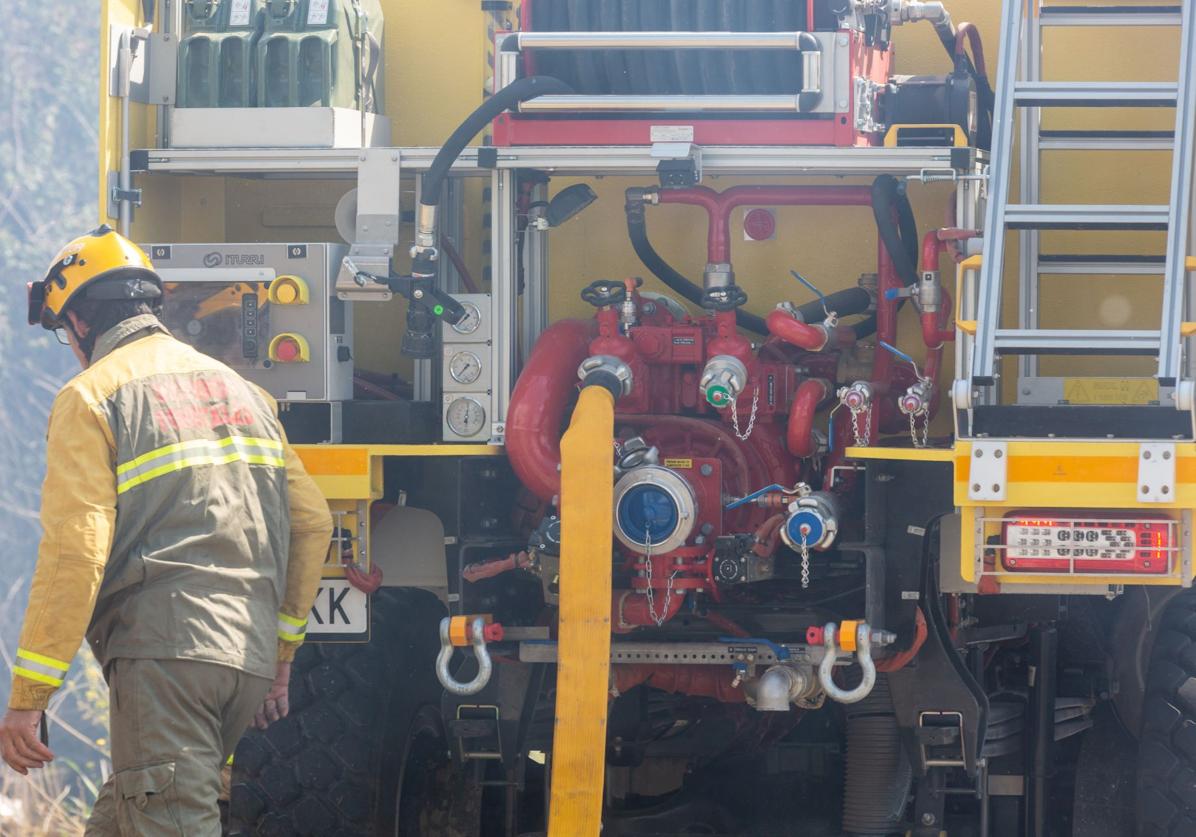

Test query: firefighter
[0,226,333,835]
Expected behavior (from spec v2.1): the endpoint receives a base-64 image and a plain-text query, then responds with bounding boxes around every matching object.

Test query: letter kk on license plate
[307,578,370,642]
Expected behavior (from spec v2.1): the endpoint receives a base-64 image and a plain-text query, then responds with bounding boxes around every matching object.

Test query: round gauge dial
[446,397,487,438]
[451,302,483,335]
[449,350,483,385]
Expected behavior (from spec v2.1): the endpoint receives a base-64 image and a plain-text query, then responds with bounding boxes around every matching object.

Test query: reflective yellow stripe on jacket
[116,436,285,495]
[277,611,308,643]
[13,648,71,688]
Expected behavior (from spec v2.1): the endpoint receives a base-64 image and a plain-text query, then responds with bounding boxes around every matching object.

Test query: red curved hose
[955,23,988,78]
[787,379,830,458]
[507,318,597,503]
[876,607,928,673]
[612,588,685,633]
[766,308,830,352]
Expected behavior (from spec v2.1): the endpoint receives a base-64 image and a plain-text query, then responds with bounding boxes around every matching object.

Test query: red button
[275,337,300,362]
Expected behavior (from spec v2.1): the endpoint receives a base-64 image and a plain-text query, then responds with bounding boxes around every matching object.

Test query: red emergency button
[268,332,310,363]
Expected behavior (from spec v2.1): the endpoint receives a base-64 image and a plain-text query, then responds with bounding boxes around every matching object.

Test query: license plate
[307,579,370,641]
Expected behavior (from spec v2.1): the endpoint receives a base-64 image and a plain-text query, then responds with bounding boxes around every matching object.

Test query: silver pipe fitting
[751,664,816,712]
[436,617,493,696]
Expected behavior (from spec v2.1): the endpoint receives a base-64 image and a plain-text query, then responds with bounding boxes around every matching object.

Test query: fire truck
[97,0,1194,834]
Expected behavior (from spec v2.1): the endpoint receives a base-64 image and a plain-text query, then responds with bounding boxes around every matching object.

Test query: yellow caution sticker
[663,458,694,469]
[1063,378,1158,406]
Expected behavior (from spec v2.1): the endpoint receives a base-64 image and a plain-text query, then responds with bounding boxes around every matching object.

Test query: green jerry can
[257,0,385,111]
[177,0,264,108]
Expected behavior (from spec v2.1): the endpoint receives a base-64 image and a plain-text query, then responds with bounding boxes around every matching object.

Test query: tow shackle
[436,616,498,696]
[810,620,895,704]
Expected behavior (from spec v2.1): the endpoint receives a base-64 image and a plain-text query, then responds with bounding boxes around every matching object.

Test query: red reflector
[1000,511,1172,575]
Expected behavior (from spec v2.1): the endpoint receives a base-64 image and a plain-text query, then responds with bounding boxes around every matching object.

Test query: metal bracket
[106,172,143,219]
[853,77,885,134]
[108,26,152,102]
[968,441,1007,502]
[146,32,179,106]
[1138,442,1176,503]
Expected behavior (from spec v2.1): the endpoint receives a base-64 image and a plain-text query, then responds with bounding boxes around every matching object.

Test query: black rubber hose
[842,675,913,836]
[795,287,872,325]
[421,75,572,210]
[625,199,768,335]
[871,175,920,290]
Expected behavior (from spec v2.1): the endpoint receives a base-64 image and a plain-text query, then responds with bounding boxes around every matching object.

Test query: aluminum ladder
[965,0,1196,438]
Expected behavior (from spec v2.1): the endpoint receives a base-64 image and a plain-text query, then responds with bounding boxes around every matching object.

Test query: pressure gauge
[446,397,487,438]
[449,350,483,385]
[451,302,483,335]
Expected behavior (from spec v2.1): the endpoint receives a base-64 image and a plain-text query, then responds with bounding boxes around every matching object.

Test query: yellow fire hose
[547,384,615,836]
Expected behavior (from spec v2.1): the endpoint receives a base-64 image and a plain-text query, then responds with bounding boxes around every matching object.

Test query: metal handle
[505,31,817,51]
[436,617,494,696]
[818,622,877,704]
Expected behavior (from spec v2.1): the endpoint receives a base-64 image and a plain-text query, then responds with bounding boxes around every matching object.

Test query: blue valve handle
[789,270,825,302]
[725,483,785,511]
[879,341,916,366]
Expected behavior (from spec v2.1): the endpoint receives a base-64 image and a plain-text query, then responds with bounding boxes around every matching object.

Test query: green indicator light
[433,304,445,315]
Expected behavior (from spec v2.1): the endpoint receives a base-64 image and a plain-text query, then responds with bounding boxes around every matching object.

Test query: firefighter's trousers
[84,657,271,836]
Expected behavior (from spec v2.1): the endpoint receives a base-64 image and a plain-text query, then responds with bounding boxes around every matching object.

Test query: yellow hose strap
[547,386,615,837]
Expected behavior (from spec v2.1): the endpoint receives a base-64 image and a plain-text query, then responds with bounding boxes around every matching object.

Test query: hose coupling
[578,355,634,399]
[436,616,500,696]
[839,381,874,413]
[748,663,818,712]
[700,355,749,409]
[810,621,896,704]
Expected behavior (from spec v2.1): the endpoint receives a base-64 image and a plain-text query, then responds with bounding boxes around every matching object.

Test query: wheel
[228,589,444,836]
[392,705,483,836]
[1136,591,1196,836]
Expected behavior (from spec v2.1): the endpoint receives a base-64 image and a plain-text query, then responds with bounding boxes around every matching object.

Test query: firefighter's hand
[0,708,53,775]
[254,662,292,730]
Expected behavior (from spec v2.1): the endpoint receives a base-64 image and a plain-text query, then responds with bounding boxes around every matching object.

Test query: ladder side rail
[1158,0,1196,385]
[1018,3,1044,387]
[972,0,1028,386]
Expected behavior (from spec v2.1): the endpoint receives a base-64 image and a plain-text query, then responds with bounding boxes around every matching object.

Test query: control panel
[149,243,352,402]
[441,293,492,442]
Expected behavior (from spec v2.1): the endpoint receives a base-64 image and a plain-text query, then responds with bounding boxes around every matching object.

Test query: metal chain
[908,410,930,449]
[849,403,873,447]
[642,523,680,628]
[800,535,811,590]
[731,387,760,441]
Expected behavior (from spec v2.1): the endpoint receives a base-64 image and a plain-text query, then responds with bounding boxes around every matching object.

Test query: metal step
[1005,204,1170,230]
[994,329,1161,355]
[1039,5,1182,27]
[1038,254,1165,274]
[1038,129,1175,151]
[1014,81,1178,107]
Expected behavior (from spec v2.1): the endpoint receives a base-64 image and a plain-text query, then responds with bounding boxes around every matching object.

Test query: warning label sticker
[230,0,251,26]
[1063,378,1158,405]
[307,0,330,25]
[663,458,694,470]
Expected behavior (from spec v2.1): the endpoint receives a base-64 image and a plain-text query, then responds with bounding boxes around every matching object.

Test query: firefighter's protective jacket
[8,315,333,711]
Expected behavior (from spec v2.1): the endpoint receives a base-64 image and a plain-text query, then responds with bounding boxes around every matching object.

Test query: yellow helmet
[27,225,161,330]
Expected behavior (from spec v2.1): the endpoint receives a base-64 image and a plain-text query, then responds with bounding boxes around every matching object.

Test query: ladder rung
[990,327,1157,353]
[1014,81,1178,107]
[1005,204,1170,230]
[1039,5,1182,26]
[1038,129,1174,150]
[994,329,1161,355]
[1038,254,1165,274]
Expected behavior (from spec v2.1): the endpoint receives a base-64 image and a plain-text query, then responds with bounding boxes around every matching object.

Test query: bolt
[972,483,981,492]
[975,449,984,458]
[700,464,714,477]
[994,449,1003,459]
[1143,485,1151,494]
[1163,486,1171,495]
[1144,450,1152,460]
[1165,450,1173,460]
[992,484,1001,493]
[922,813,937,826]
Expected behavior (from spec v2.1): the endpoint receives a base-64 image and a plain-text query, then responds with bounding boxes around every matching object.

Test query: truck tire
[1136,591,1196,836]
[227,589,444,837]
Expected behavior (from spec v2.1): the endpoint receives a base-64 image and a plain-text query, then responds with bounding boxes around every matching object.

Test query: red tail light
[1000,511,1174,575]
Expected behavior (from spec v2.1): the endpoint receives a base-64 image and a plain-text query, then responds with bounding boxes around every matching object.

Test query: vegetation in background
[0,0,107,831]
